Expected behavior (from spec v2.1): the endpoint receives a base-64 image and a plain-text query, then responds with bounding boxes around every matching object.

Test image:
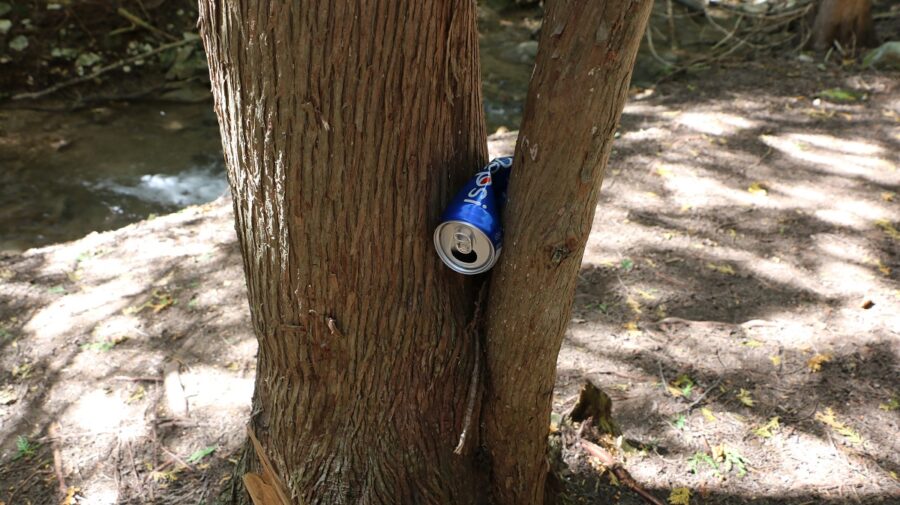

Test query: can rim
[433,220,500,275]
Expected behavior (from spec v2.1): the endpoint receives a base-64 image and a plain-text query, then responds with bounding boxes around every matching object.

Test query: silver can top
[433,221,500,275]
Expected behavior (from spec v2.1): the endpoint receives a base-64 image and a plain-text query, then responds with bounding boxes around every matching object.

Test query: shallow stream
[0,5,540,252]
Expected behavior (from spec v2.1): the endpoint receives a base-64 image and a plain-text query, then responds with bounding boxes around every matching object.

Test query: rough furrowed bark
[198,2,487,504]
[480,1,653,504]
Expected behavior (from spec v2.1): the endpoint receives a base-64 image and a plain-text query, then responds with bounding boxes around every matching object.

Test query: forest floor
[1,60,898,505]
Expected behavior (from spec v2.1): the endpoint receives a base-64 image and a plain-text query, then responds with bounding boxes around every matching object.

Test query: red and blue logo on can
[433,157,513,274]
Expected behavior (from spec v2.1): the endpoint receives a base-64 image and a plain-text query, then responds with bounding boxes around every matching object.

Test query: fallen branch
[160,444,192,470]
[454,282,488,455]
[117,7,178,42]
[112,375,164,382]
[11,38,197,101]
[48,423,67,496]
[649,0,815,81]
[453,333,480,455]
[677,377,724,413]
[580,439,666,505]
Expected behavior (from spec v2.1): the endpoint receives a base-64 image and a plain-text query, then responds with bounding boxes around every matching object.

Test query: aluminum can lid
[433,220,500,275]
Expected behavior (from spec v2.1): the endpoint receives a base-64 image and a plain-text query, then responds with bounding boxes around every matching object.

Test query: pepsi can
[434,157,513,274]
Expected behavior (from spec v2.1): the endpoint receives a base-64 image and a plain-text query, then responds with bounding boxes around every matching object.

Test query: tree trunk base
[812,0,878,52]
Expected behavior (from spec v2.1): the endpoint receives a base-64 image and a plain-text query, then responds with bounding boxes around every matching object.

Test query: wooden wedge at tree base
[243,428,293,505]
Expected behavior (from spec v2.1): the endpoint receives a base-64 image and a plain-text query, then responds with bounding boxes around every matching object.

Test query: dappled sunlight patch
[778,430,866,487]
[760,133,896,182]
[675,112,758,136]
[815,198,894,229]
[65,389,147,441]
[658,170,768,209]
[24,288,132,344]
[232,337,259,358]
[117,234,216,262]
[165,365,253,414]
[737,254,822,294]
[771,183,896,229]
[817,258,881,296]
[812,234,893,297]
[568,324,650,357]
[627,238,821,296]
[558,67,900,502]
[622,102,673,118]
[618,126,670,142]
[780,133,883,156]
[78,482,119,505]
[775,184,829,205]
[0,194,252,505]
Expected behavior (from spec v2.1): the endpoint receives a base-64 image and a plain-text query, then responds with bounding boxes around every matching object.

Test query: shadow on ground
[1,60,898,504]
[0,200,255,505]
[552,61,899,503]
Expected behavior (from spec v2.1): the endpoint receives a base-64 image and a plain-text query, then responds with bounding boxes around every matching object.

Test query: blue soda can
[433,157,513,274]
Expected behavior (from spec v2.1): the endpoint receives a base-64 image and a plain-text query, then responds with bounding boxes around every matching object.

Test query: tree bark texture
[812,0,878,51]
[198,2,488,504]
[480,1,653,504]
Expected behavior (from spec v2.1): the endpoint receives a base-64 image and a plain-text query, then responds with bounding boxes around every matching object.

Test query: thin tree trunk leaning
[480,0,653,504]
[812,0,878,52]
[198,2,488,504]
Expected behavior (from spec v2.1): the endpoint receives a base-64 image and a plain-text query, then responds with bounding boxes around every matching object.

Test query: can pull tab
[453,227,475,254]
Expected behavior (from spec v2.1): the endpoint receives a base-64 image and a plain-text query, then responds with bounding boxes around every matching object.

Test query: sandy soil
[1,60,898,505]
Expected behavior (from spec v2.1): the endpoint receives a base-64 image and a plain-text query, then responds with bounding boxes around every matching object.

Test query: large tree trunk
[481,1,653,504]
[812,0,878,51]
[199,0,652,503]
[198,2,488,503]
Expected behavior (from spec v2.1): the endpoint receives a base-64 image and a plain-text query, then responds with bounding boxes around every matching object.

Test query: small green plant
[688,445,748,479]
[720,446,748,477]
[688,451,719,476]
[673,375,694,399]
[11,362,33,379]
[187,445,217,464]
[672,414,687,430]
[818,87,864,102]
[753,416,780,438]
[620,258,634,272]
[878,397,899,412]
[587,301,609,313]
[81,341,115,352]
[15,436,36,460]
[80,336,126,352]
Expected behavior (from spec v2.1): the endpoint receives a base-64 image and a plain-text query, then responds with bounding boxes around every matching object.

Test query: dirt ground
[1,60,898,504]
